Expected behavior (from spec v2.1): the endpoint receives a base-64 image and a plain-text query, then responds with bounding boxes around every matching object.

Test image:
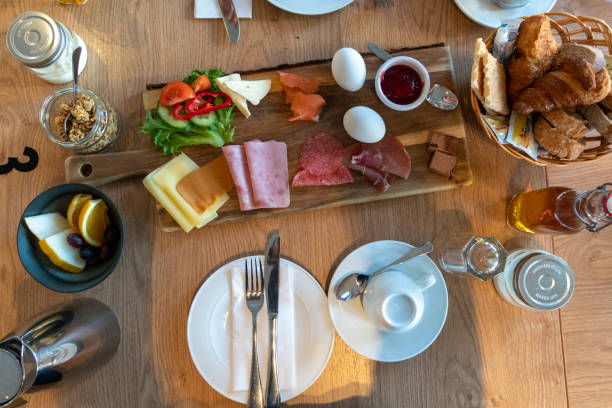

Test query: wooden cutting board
[65,45,472,232]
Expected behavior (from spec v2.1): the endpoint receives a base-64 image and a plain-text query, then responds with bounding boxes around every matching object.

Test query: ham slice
[222,145,257,211]
[288,92,326,122]
[223,142,290,210]
[350,135,411,179]
[244,141,290,208]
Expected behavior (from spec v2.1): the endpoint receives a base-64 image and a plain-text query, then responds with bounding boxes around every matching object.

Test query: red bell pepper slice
[186,91,233,115]
[172,103,196,120]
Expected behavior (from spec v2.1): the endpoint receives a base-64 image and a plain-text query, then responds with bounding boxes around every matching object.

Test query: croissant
[507,15,560,104]
[513,56,611,114]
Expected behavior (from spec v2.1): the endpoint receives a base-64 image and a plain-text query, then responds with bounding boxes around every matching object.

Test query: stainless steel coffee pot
[0,298,120,407]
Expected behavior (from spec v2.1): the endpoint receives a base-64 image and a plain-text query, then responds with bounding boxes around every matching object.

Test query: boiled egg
[343,106,386,143]
[332,48,366,92]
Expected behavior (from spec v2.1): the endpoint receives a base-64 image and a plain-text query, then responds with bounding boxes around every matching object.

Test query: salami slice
[299,133,343,176]
[292,165,353,187]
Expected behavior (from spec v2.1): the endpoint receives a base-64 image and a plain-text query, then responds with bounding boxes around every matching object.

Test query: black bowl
[17,183,124,293]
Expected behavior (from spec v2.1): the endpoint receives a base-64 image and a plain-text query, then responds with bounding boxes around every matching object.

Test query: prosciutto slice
[343,148,394,192]
[350,135,411,179]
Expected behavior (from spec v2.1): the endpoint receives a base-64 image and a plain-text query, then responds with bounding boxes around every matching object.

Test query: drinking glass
[438,234,507,281]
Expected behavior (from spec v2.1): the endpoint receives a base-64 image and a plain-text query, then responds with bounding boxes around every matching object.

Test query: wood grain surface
[0,0,609,407]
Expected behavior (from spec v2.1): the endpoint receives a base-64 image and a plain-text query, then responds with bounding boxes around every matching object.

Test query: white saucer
[266,0,354,15]
[328,241,448,362]
[187,257,334,404]
[453,0,557,28]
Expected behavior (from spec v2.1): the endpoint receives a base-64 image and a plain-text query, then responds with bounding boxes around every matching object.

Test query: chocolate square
[428,132,459,155]
[429,151,457,179]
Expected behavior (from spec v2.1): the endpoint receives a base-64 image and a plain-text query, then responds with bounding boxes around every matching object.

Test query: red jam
[380,65,423,105]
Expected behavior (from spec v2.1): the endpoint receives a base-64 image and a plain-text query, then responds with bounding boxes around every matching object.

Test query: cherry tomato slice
[191,74,211,93]
[160,81,196,107]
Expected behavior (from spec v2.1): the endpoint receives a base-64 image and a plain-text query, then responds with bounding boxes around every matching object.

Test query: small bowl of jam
[375,56,430,111]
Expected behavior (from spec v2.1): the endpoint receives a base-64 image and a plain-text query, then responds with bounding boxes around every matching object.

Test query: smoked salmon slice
[288,92,326,122]
[279,72,319,96]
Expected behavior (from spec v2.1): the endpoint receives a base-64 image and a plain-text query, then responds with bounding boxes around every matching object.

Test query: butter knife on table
[217,0,240,43]
[264,230,281,408]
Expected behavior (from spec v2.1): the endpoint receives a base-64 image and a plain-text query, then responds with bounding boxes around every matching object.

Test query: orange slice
[67,194,92,231]
[78,199,109,247]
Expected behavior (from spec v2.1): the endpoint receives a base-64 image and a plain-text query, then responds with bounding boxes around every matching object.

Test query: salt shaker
[7,11,88,84]
[438,234,507,281]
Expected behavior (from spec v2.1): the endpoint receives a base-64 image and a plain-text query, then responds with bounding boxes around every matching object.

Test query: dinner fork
[245,258,265,408]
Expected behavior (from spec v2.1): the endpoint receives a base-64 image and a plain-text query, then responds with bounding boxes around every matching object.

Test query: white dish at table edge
[187,256,334,404]
[453,0,557,28]
[328,240,448,362]
[266,0,354,15]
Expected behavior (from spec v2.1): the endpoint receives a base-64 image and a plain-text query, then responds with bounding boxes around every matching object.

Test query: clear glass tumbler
[438,234,507,281]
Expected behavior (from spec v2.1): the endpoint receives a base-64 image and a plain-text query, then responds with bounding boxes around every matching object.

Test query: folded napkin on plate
[229,265,296,391]
[194,0,252,18]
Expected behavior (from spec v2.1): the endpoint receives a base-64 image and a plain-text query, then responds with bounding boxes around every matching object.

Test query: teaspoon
[63,47,82,136]
[334,241,434,302]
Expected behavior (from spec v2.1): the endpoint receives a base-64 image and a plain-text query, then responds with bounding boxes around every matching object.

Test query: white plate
[328,241,448,362]
[267,0,354,15]
[187,257,334,404]
[453,0,557,28]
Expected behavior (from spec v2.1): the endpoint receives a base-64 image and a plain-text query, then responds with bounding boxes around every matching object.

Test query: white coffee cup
[362,269,436,333]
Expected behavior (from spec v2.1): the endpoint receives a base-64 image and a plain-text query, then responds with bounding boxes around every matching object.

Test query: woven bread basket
[471,12,612,166]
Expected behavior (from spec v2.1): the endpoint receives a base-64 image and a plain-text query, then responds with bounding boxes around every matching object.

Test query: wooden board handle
[64,150,168,186]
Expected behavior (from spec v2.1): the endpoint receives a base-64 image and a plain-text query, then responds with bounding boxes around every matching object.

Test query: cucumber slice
[190,112,217,128]
[157,104,189,129]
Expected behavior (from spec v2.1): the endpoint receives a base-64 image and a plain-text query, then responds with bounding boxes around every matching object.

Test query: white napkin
[229,265,296,392]
[194,0,253,18]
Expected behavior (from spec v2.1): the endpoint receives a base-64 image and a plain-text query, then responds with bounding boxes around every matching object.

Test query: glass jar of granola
[39,86,120,153]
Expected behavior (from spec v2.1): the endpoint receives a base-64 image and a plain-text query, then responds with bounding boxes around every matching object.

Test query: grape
[104,225,120,244]
[98,244,114,261]
[79,245,96,260]
[86,253,100,266]
[66,233,84,249]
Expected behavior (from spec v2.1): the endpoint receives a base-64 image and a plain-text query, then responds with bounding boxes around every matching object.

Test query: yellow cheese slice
[151,154,214,228]
[196,193,230,229]
[176,155,234,214]
[143,169,195,233]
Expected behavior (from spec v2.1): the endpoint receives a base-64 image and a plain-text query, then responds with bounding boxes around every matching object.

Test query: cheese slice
[143,169,195,233]
[151,154,217,228]
[176,155,234,214]
[224,80,271,105]
[216,74,251,118]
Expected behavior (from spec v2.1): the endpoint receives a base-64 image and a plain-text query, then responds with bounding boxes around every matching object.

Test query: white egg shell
[331,48,366,92]
[343,106,386,144]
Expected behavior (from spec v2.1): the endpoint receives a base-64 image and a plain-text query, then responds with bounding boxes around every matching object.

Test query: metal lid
[464,236,507,281]
[0,348,23,404]
[6,11,65,68]
[515,254,574,310]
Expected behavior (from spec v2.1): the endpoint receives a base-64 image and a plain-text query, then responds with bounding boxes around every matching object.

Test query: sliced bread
[556,43,606,72]
[482,52,510,115]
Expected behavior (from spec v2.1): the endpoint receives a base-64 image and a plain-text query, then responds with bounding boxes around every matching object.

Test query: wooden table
[1,1,610,407]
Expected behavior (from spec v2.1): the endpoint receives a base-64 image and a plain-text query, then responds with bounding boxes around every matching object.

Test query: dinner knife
[367,42,392,61]
[264,230,280,408]
[217,0,240,44]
